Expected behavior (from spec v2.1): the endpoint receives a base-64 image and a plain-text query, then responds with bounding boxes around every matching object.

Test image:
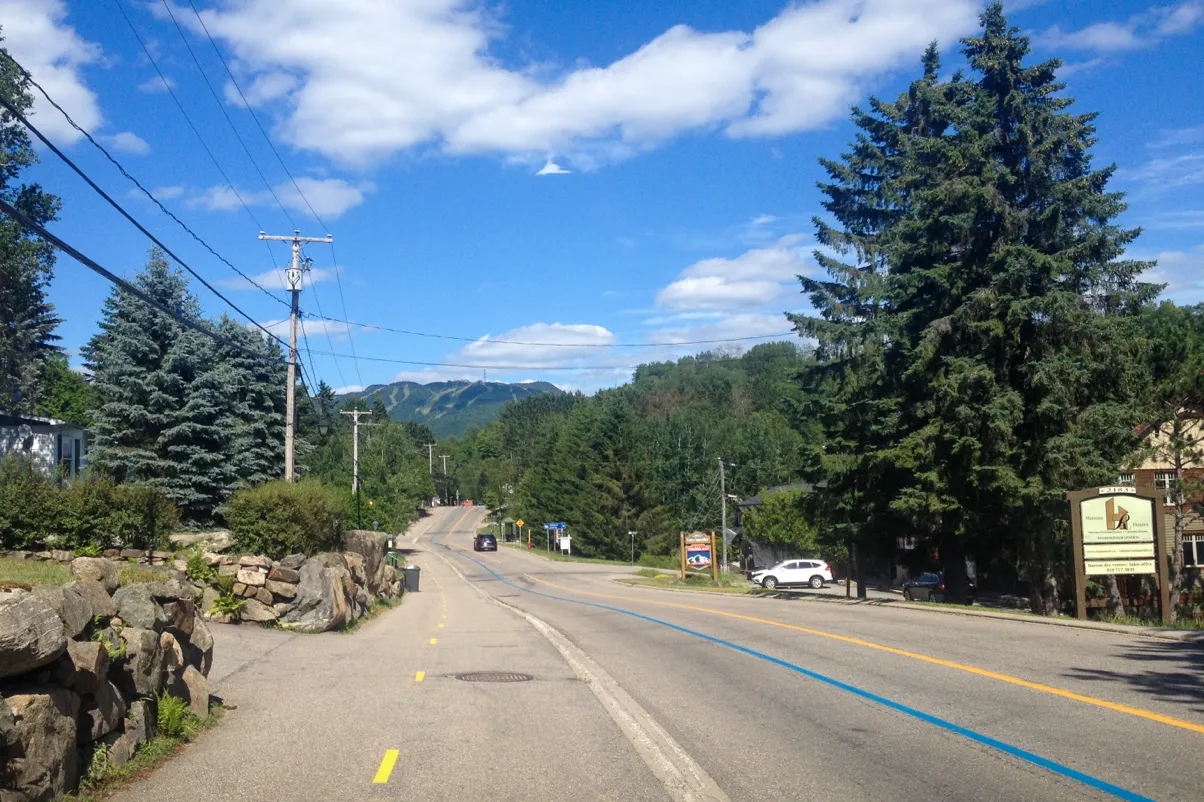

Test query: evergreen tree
[34,353,96,425]
[216,316,286,488]
[371,392,390,423]
[0,39,61,413]
[83,247,196,486]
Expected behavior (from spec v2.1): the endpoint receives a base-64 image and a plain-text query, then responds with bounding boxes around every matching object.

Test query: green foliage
[73,542,103,558]
[154,691,201,739]
[80,741,110,788]
[0,455,58,549]
[215,573,235,596]
[34,353,97,425]
[209,592,244,617]
[225,479,345,558]
[57,476,179,551]
[742,489,818,554]
[185,548,215,582]
[91,629,125,660]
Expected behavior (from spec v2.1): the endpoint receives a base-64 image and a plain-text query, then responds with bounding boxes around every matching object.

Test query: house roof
[737,482,816,509]
[0,410,79,428]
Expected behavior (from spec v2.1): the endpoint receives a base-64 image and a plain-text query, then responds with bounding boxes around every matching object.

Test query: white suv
[752,559,833,590]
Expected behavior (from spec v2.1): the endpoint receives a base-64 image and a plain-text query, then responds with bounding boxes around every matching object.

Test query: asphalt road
[113,507,1204,802]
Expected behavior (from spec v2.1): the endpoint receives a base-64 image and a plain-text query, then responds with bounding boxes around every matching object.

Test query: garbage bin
[402,564,421,592]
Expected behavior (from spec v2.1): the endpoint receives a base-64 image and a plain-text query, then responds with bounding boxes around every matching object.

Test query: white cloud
[218,265,342,291]
[105,131,150,155]
[656,238,810,311]
[0,0,102,143]
[1121,152,1204,190]
[460,323,616,366]
[536,159,571,175]
[646,313,795,346]
[749,214,777,226]
[1040,1,1204,53]
[265,316,358,342]
[333,384,364,394]
[1145,246,1204,302]
[1148,125,1204,149]
[195,0,980,166]
[1144,210,1204,230]
[188,177,370,218]
[151,185,185,200]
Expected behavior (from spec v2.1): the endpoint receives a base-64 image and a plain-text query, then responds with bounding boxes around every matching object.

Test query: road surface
[114,507,1204,802]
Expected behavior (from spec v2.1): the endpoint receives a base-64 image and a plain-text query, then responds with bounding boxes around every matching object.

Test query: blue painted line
[439,538,1154,802]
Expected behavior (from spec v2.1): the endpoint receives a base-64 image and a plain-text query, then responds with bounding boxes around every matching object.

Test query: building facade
[0,411,88,478]
[1125,419,1204,569]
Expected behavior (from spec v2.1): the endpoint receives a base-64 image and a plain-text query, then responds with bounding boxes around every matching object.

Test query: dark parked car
[473,533,497,552]
[902,572,976,604]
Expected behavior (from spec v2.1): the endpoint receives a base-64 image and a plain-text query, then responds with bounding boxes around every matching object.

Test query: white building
[0,411,88,478]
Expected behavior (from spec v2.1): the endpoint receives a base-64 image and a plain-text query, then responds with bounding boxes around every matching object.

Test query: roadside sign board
[1067,486,1170,622]
[516,519,524,529]
[679,531,718,582]
[686,543,712,570]
[544,522,566,530]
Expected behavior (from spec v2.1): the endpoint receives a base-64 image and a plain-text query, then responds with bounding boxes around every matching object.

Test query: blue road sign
[544,522,566,530]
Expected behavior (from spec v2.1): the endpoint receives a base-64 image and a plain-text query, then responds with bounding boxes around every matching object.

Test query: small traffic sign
[516,519,525,528]
[544,522,566,530]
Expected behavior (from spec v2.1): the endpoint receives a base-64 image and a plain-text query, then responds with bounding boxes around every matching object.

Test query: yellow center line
[438,623,444,628]
[373,749,399,784]
[525,574,1204,735]
[429,638,437,645]
[415,671,425,682]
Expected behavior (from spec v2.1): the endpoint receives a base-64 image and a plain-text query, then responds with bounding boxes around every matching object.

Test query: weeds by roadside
[0,557,169,587]
[1096,613,1204,631]
[341,594,401,634]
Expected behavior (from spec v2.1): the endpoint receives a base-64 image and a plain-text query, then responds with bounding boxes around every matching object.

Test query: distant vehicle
[751,559,832,590]
[902,572,976,604]
[473,533,497,552]
[462,500,473,507]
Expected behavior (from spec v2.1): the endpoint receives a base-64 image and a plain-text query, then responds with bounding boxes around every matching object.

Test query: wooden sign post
[681,531,716,581]
[1066,486,1171,623]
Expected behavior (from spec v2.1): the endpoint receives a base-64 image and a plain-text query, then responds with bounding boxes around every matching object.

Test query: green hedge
[0,456,179,551]
[224,480,345,559]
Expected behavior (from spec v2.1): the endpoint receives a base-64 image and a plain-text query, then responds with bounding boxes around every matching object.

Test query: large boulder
[3,689,80,800]
[343,552,367,588]
[112,585,168,632]
[78,679,126,744]
[178,665,210,718]
[267,565,300,584]
[72,577,116,619]
[278,560,352,632]
[145,579,195,602]
[186,613,214,677]
[235,567,267,587]
[69,558,118,594]
[238,555,272,568]
[278,553,307,571]
[238,598,277,623]
[344,530,388,593]
[264,579,297,600]
[112,627,167,698]
[31,583,92,639]
[162,598,197,639]
[57,640,109,694]
[127,698,157,745]
[0,591,67,680]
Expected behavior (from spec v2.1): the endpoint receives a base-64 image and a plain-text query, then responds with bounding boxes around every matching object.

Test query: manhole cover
[454,671,534,683]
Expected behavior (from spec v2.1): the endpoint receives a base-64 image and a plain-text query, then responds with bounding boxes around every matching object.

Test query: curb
[611,578,1204,643]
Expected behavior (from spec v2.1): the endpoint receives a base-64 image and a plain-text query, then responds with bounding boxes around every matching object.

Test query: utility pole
[425,443,435,475]
[439,454,450,505]
[719,458,728,578]
[340,409,375,527]
[259,229,332,481]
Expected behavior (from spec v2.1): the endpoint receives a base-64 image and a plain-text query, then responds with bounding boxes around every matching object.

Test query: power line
[0,198,282,366]
[303,314,797,348]
[303,348,776,373]
[0,89,289,352]
[0,53,289,311]
[158,0,297,229]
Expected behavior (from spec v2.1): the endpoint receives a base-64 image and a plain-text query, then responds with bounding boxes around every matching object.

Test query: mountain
[335,380,563,438]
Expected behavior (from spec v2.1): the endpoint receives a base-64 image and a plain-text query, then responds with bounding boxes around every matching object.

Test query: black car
[473,533,497,552]
[902,572,976,604]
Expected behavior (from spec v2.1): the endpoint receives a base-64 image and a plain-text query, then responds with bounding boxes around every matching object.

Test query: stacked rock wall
[0,558,213,802]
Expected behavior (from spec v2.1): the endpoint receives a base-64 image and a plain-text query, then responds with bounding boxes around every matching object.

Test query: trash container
[402,564,421,592]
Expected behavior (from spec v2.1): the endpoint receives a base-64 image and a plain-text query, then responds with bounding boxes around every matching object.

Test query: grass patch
[500,542,645,567]
[1096,613,1204,630]
[0,557,169,589]
[342,594,402,633]
[618,576,754,594]
[65,702,223,802]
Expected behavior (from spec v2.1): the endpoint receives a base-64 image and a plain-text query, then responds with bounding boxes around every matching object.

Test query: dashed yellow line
[415,671,425,682]
[429,638,437,645]
[525,574,1204,735]
[373,749,399,784]
[438,623,444,628]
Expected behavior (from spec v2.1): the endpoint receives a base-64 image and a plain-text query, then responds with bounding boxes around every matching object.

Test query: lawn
[0,557,168,588]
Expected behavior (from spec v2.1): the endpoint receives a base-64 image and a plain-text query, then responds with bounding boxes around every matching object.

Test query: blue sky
[3,0,1203,392]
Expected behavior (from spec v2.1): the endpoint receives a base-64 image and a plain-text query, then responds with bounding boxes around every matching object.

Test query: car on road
[751,559,833,590]
[901,572,976,604]
[473,533,497,552]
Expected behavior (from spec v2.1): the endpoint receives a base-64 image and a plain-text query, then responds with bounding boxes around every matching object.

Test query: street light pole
[628,531,636,565]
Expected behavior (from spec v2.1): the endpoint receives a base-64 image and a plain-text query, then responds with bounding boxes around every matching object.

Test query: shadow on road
[1063,637,1204,716]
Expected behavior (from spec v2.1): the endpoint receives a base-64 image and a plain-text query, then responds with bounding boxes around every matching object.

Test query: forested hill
[440,342,818,559]
[336,380,562,438]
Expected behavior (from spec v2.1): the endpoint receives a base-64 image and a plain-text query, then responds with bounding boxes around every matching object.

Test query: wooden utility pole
[258,229,332,481]
[340,408,375,527]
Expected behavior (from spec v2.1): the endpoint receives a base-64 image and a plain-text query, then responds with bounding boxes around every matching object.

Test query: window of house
[1185,535,1204,568]
[1117,473,1135,485]
[1155,472,1175,505]
[59,436,75,475]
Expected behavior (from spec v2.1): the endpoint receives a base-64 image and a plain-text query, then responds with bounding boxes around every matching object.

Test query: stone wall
[0,558,213,802]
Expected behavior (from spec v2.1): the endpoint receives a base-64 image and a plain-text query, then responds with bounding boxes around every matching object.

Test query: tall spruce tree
[215,315,286,489]
[0,39,62,413]
[881,4,1157,609]
[83,247,196,486]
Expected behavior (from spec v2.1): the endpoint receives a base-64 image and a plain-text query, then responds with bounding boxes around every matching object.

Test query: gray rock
[72,577,117,619]
[272,602,293,617]
[309,552,347,570]
[170,559,188,573]
[162,598,196,638]
[119,549,145,561]
[278,553,307,570]
[186,614,214,676]
[254,587,273,606]
[31,583,92,639]
[113,627,167,698]
[201,551,222,567]
[267,565,301,584]
[200,587,219,616]
[232,582,249,597]
[69,557,119,594]
[4,689,80,799]
[48,549,73,563]
[103,726,139,768]
[150,550,173,561]
[235,567,266,587]
[78,679,126,744]
[278,561,351,632]
[159,631,184,673]
[112,585,168,632]
[0,591,67,680]
[239,598,277,623]
[217,563,238,577]
[265,579,297,600]
[146,579,194,601]
[238,555,272,568]
[127,698,157,745]
[179,664,210,718]
[60,640,109,694]
[343,551,367,588]
[0,694,16,750]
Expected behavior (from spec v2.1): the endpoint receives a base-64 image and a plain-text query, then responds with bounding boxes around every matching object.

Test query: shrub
[225,480,345,559]
[155,691,200,739]
[209,592,244,618]
[0,455,59,550]
[185,548,215,582]
[73,541,104,558]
